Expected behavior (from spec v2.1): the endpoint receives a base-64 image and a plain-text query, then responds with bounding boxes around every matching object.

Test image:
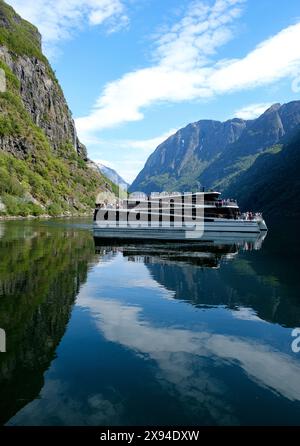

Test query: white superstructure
[93,191,267,241]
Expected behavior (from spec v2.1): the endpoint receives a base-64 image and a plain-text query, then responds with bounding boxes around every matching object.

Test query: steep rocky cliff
[0,0,110,216]
[224,130,300,217]
[201,101,300,191]
[0,44,87,159]
[130,118,248,193]
[130,101,300,197]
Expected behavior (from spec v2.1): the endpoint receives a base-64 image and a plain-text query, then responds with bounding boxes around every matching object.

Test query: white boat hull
[93,218,267,241]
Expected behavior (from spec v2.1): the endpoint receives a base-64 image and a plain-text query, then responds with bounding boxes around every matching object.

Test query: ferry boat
[93,191,267,241]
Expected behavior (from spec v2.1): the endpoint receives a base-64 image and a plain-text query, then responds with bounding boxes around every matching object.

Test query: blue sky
[7,0,300,182]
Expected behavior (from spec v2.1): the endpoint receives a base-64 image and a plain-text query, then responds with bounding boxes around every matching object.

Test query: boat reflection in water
[94,231,267,269]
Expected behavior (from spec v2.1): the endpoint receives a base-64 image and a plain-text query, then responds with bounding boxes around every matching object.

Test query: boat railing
[204,200,237,207]
[241,212,263,221]
[98,203,238,211]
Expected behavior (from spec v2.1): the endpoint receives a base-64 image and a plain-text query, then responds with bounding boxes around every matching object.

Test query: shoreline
[0,213,93,221]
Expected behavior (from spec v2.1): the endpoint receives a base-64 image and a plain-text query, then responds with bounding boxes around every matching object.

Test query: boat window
[159,199,162,223]
[93,209,99,221]
[170,200,174,223]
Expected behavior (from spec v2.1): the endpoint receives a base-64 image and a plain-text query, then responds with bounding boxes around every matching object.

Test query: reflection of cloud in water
[208,335,300,401]
[7,379,124,426]
[124,278,166,289]
[78,298,237,425]
[81,298,300,404]
[230,307,264,322]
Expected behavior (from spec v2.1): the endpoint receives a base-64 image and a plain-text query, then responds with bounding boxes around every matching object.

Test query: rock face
[130,118,247,193]
[0,0,109,216]
[225,130,300,217]
[201,102,300,190]
[0,30,87,159]
[0,133,32,158]
[130,101,300,194]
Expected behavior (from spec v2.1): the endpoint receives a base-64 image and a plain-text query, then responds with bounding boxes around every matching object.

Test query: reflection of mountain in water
[0,223,97,425]
[145,257,299,328]
[96,231,300,328]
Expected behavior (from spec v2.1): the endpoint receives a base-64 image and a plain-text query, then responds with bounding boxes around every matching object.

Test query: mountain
[201,102,300,191]
[0,0,111,216]
[224,130,300,217]
[130,118,247,193]
[130,101,300,200]
[96,162,129,191]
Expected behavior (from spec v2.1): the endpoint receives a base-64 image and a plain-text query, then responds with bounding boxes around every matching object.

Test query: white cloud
[209,23,300,92]
[234,102,273,120]
[6,0,128,56]
[76,0,300,138]
[76,0,245,134]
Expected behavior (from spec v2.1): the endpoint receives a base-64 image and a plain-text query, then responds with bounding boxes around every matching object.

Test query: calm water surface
[0,218,300,426]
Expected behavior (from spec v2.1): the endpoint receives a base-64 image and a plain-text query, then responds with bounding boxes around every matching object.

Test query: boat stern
[258,218,268,232]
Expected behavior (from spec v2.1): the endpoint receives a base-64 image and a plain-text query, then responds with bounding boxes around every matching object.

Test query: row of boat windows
[126,195,200,209]
[99,211,190,222]
[94,208,240,221]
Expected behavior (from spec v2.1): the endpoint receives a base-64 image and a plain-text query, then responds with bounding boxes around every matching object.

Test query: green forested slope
[0,0,112,216]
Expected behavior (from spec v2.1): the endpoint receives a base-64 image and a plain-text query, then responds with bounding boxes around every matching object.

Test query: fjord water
[0,219,300,426]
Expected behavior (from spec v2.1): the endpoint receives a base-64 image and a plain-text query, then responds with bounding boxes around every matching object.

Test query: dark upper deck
[126,191,221,203]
